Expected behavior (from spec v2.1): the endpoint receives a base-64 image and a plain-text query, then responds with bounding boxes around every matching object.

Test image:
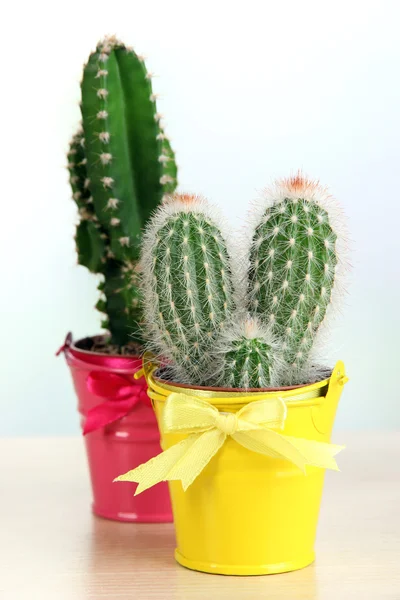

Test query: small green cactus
[210,316,282,389]
[140,194,236,383]
[247,174,345,380]
[68,36,178,347]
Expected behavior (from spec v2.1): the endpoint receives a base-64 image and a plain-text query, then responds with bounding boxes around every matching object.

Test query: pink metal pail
[59,333,172,523]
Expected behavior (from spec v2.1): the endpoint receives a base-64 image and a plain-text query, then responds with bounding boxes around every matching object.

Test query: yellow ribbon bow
[115,392,344,495]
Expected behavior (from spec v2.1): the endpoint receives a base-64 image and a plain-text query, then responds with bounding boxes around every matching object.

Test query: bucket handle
[55,332,73,356]
[312,360,348,435]
[56,332,142,374]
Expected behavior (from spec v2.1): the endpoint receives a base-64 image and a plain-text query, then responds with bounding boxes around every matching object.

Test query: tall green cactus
[140,194,236,384]
[247,174,342,379]
[68,36,177,347]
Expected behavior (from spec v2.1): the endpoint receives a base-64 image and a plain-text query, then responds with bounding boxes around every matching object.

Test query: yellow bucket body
[151,361,347,576]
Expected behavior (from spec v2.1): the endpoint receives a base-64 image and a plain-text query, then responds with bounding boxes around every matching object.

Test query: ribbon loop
[237,397,287,430]
[87,371,137,400]
[115,392,344,494]
[83,370,150,435]
[163,393,219,433]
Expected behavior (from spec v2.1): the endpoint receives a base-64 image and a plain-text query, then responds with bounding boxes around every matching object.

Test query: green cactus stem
[80,36,176,262]
[209,316,282,389]
[98,260,142,347]
[247,173,345,378]
[68,36,178,348]
[141,194,236,383]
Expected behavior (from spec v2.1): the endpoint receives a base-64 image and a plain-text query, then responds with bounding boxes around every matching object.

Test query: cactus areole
[68,36,178,349]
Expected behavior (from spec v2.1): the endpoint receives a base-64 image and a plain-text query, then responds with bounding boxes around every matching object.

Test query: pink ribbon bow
[83,371,150,435]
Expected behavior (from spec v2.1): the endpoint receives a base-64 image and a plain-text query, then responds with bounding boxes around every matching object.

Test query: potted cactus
[58,36,177,522]
[116,176,349,574]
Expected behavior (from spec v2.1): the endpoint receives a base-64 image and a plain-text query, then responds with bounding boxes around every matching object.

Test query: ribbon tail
[167,429,226,491]
[233,429,310,472]
[83,398,138,435]
[114,435,200,495]
[114,429,225,494]
[234,429,344,472]
[233,429,343,473]
[282,435,345,471]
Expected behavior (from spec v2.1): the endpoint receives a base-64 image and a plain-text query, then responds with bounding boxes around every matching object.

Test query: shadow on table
[170,564,318,600]
[87,514,176,566]
[83,516,318,599]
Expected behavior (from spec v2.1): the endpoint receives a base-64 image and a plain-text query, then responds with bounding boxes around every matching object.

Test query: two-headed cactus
[141,175,346,388]
[67,36,177,347]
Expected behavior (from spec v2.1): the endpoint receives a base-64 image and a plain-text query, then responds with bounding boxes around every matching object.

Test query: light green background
[1,0,399,434]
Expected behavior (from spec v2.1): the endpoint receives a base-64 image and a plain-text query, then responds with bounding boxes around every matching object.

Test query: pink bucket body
[62,334,172,523]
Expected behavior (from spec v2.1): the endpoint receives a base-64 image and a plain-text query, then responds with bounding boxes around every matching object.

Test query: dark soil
[75,335,143,357]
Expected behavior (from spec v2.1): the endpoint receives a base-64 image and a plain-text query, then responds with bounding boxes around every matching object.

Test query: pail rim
[150,368,332,407]
[61,334,142,374]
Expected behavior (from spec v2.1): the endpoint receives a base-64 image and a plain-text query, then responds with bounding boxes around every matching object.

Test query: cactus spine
[247,174,343,378]
[68,36,177,347]
[141,194,235,384]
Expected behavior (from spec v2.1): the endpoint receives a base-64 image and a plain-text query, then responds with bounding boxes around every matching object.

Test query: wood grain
[0,433,399,599]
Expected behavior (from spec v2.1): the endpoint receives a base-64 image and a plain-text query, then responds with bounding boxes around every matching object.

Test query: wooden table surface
[0,433,399,599]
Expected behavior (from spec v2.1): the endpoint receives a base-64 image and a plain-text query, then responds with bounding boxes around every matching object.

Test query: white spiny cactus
[140,193,237,384]
[207,315,283,389]
[245,173,348,383]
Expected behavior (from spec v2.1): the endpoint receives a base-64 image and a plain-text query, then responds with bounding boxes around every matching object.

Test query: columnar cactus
[246,174,345,379]
[210,316,282,388]
[68,36,177,347]
[140,194,236,383]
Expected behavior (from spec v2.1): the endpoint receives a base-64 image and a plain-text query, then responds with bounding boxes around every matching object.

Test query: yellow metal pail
[150,360,347,576]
